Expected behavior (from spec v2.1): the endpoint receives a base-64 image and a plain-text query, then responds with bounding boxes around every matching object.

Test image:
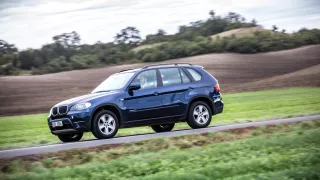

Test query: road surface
[1,115,319,159]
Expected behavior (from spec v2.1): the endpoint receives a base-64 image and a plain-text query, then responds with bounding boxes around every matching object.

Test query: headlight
[71,102,91,111]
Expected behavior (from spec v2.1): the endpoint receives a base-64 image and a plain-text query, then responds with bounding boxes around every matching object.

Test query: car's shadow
[78,126,220,143]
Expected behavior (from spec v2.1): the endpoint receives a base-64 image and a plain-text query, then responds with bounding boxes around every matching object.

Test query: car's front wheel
[187,101,212,129]
[92,110,119,139]
[58,133,83,143]
[151,123,175,133]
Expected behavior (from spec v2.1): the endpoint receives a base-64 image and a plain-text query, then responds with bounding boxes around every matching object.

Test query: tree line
[1,11,319,75]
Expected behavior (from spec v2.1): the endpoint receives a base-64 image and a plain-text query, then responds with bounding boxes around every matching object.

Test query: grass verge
[1,120,319,179]
[0,87,320,149]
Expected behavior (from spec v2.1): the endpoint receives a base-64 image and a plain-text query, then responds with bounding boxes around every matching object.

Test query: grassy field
[0,87,320,149]
[1,120,319,179]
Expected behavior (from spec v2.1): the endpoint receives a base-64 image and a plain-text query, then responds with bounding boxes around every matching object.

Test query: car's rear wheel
[58,133,83,143]
[92,110,119,139]
[151,123,175,133]
[187,101,212,129]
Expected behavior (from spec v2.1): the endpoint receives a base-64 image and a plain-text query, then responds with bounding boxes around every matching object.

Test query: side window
[132,70,157,90]
[186,68,202,81]
[159,68,182,86]
[180,69,191,83]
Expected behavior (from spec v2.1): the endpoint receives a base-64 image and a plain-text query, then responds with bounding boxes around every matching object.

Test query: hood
[54,90,119,107]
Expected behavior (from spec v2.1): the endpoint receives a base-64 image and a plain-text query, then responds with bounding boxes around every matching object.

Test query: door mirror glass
[128,82,141,91]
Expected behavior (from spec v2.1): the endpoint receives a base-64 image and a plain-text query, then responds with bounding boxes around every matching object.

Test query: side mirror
[128,82,141,91]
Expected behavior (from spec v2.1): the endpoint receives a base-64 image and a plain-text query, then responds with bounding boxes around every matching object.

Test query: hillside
[132,27,271,52]
[0,45,319,115]
[210,27,273,39]
[131,42,167,52]
[227,64,320,93]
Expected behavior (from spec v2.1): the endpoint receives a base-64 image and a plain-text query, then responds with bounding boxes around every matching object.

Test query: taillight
[214,83,220,92]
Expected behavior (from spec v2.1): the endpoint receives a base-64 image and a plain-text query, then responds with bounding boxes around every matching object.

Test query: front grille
[51,105,68,116]
[58,106,68,114]
[52,107,58,115]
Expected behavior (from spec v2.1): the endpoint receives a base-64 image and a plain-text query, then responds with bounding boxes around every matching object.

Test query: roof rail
[142,63,193,69]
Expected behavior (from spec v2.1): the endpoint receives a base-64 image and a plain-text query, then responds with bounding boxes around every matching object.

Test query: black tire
[58,133,83,143]
[151,123,175,133]
[92,110,119,139]
[187,101,212,129]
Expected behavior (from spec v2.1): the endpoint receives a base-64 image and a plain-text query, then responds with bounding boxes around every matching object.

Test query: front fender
[87,103,124,130]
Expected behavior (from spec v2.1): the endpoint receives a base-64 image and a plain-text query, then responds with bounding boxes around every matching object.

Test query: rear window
[186,68,202,81]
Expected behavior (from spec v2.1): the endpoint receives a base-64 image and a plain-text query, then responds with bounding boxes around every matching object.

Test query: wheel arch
[185,96,214,118]
[88,103,123,131]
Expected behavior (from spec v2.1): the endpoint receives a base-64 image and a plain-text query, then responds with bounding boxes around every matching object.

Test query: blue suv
[48,63,224,142]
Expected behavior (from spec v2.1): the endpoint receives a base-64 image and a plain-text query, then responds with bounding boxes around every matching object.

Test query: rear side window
[186,68,202,81]
[179,68,191,83]
[159,68,181,86]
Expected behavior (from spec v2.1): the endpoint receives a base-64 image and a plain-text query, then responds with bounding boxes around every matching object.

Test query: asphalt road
[1,115,319,159]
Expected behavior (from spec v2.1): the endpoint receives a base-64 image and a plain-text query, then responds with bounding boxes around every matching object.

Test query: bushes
[31,47,136,74]
[32,55,100,74]
[99,48,134,64]
[70,55,98,69]
[141,51,169,62]
[0,63,19,75]
[135,29,320,61]
[33,56,71,74]
[225,36,261,53]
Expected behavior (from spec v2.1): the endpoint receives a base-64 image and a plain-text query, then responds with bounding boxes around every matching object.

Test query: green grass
[0,87,320,149]
[1,121,319,180]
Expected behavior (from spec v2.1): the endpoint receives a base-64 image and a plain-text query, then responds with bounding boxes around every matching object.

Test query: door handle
[188,87,194,90]
[154,91,160,96]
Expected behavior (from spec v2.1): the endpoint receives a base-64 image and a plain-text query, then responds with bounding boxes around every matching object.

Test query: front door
[123,69,163,122]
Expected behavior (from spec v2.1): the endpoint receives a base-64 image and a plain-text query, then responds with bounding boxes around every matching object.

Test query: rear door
[123,69,163,122]
[157,67,192,117]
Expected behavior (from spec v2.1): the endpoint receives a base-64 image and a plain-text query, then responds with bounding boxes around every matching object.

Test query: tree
[282,29,286,33]
[114,27,141,45]
[190,20,203,27]
[52,31,81,61]
[251,19,257,25]
[19,49,35,70]
[52,31,81,48]
[0,40,18,54]
[156,29,166,36]
[272,25,278,32]
[226,12,241,23]
[209,10,215,18]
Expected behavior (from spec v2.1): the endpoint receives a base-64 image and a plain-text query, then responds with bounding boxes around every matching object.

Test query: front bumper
[48,110,91,135]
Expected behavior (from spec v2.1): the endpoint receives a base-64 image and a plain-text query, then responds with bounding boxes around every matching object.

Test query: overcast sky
[1,0,320,50]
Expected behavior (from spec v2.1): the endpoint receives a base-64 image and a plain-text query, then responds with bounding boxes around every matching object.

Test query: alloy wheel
[193,105,209,124]
[98,114,116,135]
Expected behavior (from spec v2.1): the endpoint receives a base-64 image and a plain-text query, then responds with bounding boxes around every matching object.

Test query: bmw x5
[48,63,224,142]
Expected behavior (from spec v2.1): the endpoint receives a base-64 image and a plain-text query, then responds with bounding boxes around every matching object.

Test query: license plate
[52,121,63,127]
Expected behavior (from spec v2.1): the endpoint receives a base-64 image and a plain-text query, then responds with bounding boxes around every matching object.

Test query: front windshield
[92,72,134,93]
